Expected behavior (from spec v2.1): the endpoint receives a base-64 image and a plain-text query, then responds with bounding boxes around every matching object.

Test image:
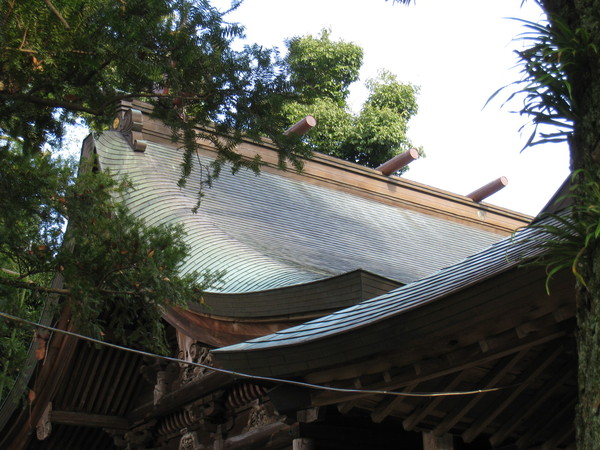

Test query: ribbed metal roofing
[94,131,505,293]
[213,217,552,353]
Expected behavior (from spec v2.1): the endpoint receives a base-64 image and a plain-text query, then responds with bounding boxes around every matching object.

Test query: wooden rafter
[403,372,466,431]
[489,363,575,446]
[311,331,569,407]
[434,350,528,436]
[516,396,576,449]
[462,345,565,443]
[371,383,418,423]
[51,410,129,430]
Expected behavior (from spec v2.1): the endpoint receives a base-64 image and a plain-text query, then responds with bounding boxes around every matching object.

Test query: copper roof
[92,119,526,293]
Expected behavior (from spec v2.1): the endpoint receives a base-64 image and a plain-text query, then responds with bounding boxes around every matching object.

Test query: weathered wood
[223,421,293,449]
[434,351,528,436]
[311,331,569,407]
[128,371,232,422]
[10,306,80,450]
[303,267,573,387]
[51,410,130,430]
[516,396,576,449]
[371,383,418,423]
[337,401,355,414]
[462,345,564,443]
[403,372,465,431]
[489,364,575,446]
[293,437,316,450]
[112,352,142,416]
[422,431,453,450]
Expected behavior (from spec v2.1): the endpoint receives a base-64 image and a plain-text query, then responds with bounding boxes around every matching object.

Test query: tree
[0,0,307,174]
[0,148,222,402]
[532,5,600,448]
[0,0,288,402]
[277,31,421,169]
[392,0,600,447]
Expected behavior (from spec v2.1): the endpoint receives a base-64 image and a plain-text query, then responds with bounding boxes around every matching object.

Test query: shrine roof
[211,214,559,374]
[90,102,530,294]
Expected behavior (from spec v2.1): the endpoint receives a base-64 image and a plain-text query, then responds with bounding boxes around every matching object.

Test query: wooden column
[293,437,315,450]
[422,432,453,450]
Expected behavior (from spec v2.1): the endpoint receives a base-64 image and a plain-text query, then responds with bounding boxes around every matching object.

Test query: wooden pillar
[422,432,453,450]
[293,437,315,450]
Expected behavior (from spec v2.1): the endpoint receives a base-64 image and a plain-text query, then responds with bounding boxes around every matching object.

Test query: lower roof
[211,215,561,374]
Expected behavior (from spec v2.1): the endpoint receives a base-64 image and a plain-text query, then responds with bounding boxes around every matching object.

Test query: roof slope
[212,215,556,372]
[92,108,527,294]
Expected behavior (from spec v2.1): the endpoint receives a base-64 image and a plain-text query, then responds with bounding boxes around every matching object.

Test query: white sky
[220,0,570,216]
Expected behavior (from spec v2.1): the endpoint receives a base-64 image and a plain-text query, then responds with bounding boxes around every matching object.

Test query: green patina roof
[92,130,506,294]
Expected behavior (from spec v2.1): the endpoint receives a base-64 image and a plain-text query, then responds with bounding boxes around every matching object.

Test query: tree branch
[43,0,71,29]
[0,274,147,297]
[0,91,102,116]
[0,276,70,295]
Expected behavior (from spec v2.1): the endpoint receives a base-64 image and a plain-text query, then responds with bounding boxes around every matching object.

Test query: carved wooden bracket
[36,401,52,440]
[113,108,147,152]
[244,403,279,433]
[179,430,200,450]
[124,420,156,447]
[177,333,214,386]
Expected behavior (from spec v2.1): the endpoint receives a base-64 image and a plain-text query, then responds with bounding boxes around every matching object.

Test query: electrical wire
[0,310,514,398]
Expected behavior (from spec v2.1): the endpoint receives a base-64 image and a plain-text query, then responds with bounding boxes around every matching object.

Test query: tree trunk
[539,1,600,448]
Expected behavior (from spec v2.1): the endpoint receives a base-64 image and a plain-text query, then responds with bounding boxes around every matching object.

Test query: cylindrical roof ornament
[283,115,317,136]
[376,148,420,176]
[467,176,508,202]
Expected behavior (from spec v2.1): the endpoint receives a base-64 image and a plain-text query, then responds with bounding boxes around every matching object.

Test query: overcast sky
[220,0,570,216]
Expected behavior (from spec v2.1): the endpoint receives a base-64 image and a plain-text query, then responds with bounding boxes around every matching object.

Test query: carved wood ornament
[113,108,147,152]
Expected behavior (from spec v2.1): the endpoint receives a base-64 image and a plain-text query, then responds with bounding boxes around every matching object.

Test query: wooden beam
[311,332,568,408]
[305,269,572,387]
[371,383,418,423]
[467,177,508,203]
[489,363,574,446]
[434,350,527,436]
[10,306,80,449]
[110,352,141,416]
[337,401,356,415]
[376,148,419,175]
[462,345,564,443]
[423,431,453,450]
[543,420,575,449]
[404,373,465,431]
[223,421,293,450]
[128,371,233,422]
[293,438,316,450]
[51,410,130,430]
[516,396,576,449]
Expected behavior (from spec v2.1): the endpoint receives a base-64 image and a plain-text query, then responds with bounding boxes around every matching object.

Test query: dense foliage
[277,31,421,169]
[0,148,221,402]
[0,0,308,174]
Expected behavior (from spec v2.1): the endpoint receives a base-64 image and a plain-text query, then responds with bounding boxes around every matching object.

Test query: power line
[0,310,512,398]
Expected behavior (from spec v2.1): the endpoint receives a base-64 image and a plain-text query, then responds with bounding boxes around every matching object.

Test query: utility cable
[0,310,514,398]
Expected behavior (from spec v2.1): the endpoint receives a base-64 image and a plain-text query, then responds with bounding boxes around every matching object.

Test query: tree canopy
[0,0,279,402]
[0,0,304,167]
[276,30,421,169]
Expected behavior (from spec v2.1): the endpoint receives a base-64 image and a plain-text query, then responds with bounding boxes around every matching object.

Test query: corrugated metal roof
[94,131,506,293]
[213,217,552,353]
